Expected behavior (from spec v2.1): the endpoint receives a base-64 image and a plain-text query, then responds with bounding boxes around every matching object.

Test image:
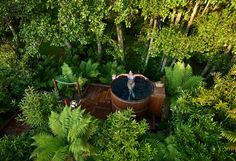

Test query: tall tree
[106,0,139,61]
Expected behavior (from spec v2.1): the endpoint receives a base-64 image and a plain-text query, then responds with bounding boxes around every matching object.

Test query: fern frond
[183,64,193,82]
[31,134,68,161]
[228,108,236,120]
[59,106,72,137]
[49,111,64,137]
[226,142,236,152]
[51,145,69,161]
[79,59,100,79]
[222,131,236,143]
[182,76,203,90]
[171,62,185,89]
[61,63,76,82]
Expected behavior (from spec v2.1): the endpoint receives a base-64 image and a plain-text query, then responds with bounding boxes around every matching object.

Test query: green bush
[165,62,203,96]
[99,61,125,84]
[0,44,32,110]
[0,133,33,161]
[145,133,181,161]
[57,60,100,91]
[18,87,60,129]
[94,109,156,161]
[170,92,231,161]
[31,106,98,161]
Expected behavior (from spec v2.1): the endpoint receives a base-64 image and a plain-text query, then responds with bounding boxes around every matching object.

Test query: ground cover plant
[0,0,236,160]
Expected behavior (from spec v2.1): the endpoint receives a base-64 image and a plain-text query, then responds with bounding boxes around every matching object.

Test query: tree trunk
[8,23,19,51]
[64,39,72,49]
[178,18,185,32]
[201,1,210,16]
[206,65,216,78]
[201,62,210,76]
[161,57,168,72]
[116,24,124,54]
[186,0,200,34]
[224,44,232,54]
[170,9,176,27]
[97,39,102,62]
[64,39,72,59]
[174,10,182,26]
[144,18,157,70]
[170,58,176,68]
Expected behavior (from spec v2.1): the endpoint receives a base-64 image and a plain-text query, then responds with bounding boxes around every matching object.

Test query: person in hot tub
[114,71,147,100]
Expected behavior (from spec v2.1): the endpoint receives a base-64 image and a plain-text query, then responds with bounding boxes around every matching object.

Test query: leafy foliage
[0,44,32,114]
[0,133,33,161]
[57,63,77,83]
[170,92,231,160]
[99,61,125,84]
[145,133,181,161]
[18,87,60,129]
[165,62,203,96]
[57,59,100,91]
[79,59,100,80]
[194,66,236,152]
[94,109,156,161]
[31,106,98,161]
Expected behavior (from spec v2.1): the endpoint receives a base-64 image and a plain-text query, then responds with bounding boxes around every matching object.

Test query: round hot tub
[111,75,154,115]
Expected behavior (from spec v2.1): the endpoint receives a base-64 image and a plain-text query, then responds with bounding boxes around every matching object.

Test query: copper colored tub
[111,75,154,115]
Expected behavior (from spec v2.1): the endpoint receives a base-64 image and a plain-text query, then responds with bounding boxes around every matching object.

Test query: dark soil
[112,76,153,101]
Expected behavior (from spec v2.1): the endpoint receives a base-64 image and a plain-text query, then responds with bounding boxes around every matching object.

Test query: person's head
[128,71,134,80]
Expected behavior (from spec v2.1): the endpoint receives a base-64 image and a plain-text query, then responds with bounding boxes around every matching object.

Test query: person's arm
[116,74,129,78]
[133,74,148,80]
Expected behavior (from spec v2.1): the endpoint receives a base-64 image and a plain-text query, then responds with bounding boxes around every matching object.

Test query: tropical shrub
[165,62,203,96]
[193,65,236,152]
[79,59,100,79]
[145,133,181,161]
[0,44,32,110]
[31,106,98,161]
[57,60,100,91]
[99,61,125,84]
[18,87,60,129]
[94,109,156,161]
[0,133,33,161]
[170,92,232,160]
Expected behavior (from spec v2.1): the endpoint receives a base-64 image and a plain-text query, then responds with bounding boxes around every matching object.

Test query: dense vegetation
[0,0,235,160]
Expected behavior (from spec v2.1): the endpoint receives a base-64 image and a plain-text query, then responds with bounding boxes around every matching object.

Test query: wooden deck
[1,83,164,135]
[80,83,160,130]
[80,83,112,120]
